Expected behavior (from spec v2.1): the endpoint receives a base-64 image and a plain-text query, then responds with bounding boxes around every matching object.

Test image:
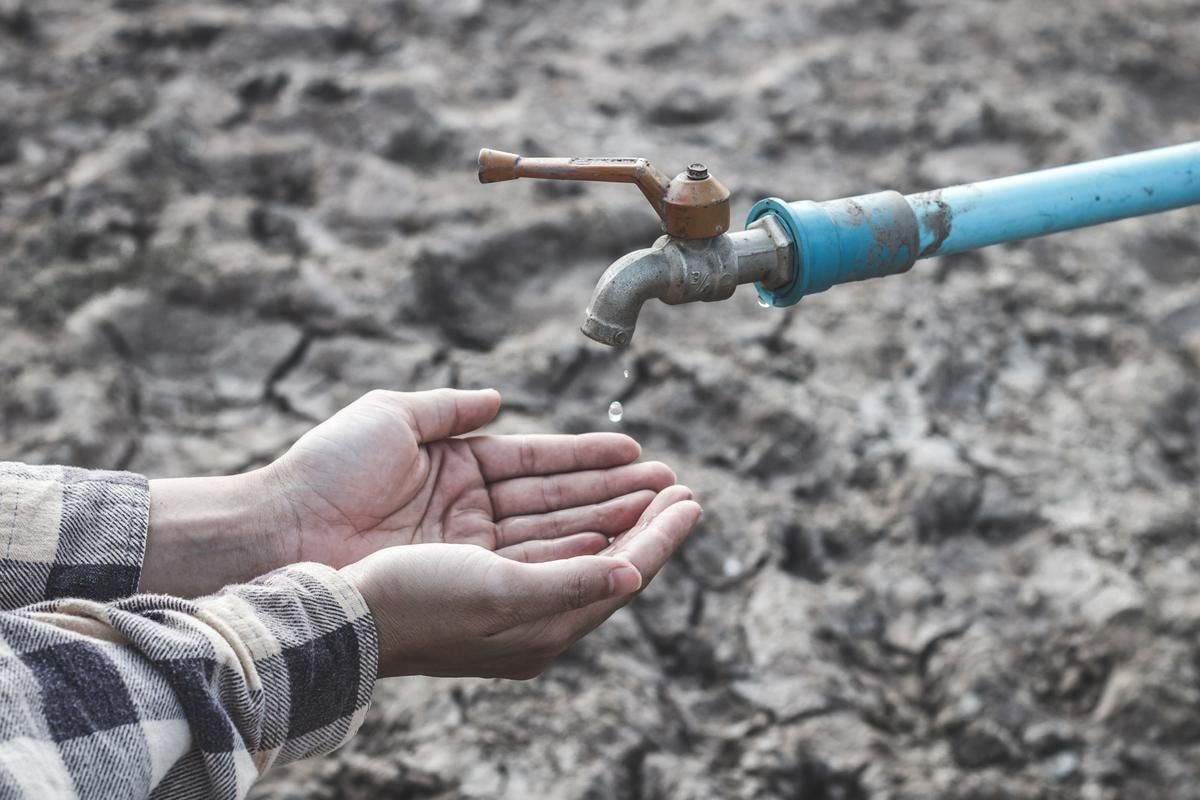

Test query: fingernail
[608,564,642,596]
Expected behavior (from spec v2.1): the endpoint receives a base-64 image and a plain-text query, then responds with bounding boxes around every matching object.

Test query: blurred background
[2,0,1199,797]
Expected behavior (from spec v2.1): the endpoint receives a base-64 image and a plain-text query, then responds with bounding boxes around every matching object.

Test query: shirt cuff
[0,463,149,609]
[198,562,379,769]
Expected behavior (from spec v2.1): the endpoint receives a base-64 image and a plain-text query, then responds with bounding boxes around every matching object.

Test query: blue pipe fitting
[749,192,919,307]
[752,142,1200,307]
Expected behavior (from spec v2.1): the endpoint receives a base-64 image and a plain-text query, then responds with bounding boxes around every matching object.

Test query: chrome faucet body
[581,216,792,347]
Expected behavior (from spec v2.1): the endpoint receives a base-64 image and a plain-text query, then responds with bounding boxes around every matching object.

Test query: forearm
[142,469,294,596]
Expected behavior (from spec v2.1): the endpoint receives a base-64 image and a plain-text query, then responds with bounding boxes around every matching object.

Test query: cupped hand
[267,389,675,570]
[340,485,702,679]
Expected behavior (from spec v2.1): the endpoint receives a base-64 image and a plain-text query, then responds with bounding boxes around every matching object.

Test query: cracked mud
[2,1,1200,798]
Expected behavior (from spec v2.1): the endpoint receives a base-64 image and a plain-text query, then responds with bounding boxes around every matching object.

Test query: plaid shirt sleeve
[0,464,379,797]
[0,462,149,609]
[0,565,378,797]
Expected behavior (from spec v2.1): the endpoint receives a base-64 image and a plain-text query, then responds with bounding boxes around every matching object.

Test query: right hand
[340,486,701,679]
[268,389,676,567]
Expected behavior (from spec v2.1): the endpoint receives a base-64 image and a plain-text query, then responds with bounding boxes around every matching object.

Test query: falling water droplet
[608,401,624,423]
[623,369,630,379]
[757,296,771,308]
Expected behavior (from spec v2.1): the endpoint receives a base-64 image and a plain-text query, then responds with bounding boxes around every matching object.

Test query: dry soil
[2,1,1200,798]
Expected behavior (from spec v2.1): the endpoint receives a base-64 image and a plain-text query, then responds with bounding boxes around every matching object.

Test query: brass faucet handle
[478,149,657,185]
[478,149,671,209]
[477,148,731,240]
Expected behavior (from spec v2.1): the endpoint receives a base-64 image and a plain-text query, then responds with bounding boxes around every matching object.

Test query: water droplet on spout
[608,401,624,422]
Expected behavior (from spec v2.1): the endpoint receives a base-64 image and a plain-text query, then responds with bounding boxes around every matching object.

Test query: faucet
[574,219,792,346]
[479,143,1200,347]
[477,149,793,346]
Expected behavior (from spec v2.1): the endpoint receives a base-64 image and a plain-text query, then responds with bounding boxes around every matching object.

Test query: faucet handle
[477,148,731,239]
[478,150,661,187]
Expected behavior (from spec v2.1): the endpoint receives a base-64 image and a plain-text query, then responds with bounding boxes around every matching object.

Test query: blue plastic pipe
[749,141,1200,307]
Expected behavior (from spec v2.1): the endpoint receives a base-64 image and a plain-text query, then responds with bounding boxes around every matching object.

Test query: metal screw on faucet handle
[686,163,709,180]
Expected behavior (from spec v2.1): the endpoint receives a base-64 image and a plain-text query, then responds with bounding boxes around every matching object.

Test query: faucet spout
[580,216,793,347]
[581,242,674,347]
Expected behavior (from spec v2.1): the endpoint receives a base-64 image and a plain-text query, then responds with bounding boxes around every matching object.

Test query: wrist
[141,468,296,596]
[337,560,391,677]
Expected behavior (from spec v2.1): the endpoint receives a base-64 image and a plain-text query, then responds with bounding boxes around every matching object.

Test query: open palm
[269,389,675,569]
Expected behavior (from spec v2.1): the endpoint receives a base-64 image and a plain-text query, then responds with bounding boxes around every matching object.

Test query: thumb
[507,556,642,622]
[401,388,502,443]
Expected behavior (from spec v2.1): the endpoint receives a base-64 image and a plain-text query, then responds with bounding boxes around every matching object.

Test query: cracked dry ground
[2,1,1200,798]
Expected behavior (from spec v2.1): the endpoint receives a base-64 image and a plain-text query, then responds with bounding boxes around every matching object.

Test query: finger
[495,489,657,548]
[395,388,502,443]
[610,499,703,583]
[545,499,703,646]
[467,433,642,483]
[601,484,695,556]
[489,461,675,519]
[495,556,642,625]
[496,533,609,563]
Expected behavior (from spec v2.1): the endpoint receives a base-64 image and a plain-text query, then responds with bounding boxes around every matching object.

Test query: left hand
[341,484,702,679]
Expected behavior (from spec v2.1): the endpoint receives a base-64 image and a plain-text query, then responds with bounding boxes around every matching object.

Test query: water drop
[1052,751,1080,781]
[722,556,742,577]
[607,401,624,423]
[623,369,630,379]
[757,296,771,308]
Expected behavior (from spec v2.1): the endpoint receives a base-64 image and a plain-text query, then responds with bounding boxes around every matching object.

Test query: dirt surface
[3,1,1200,797]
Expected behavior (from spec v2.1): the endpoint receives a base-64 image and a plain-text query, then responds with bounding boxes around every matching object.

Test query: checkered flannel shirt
[0,463,379,798]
